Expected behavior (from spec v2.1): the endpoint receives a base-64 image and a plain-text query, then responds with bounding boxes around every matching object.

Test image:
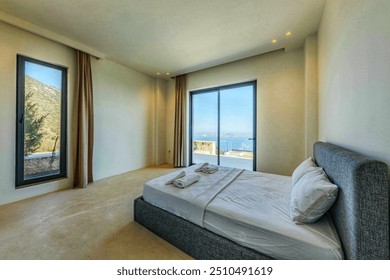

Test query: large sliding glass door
[191,89,218,165]
[190,81,256,170]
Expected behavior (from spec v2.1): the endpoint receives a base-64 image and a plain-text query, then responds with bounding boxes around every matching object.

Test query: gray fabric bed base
[134,142,389,259]
[134,196,273,260]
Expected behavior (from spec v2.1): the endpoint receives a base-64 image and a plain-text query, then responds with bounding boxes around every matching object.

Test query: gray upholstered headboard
[313,142,389,260]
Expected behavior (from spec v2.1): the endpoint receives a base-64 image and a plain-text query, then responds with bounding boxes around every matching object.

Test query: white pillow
[290,169,338,224]
[291,157,318,185]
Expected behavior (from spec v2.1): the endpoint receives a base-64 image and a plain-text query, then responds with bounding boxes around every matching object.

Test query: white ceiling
[0,0,326,77]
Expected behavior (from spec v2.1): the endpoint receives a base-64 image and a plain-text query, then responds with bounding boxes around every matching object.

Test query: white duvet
[143,164,344,260]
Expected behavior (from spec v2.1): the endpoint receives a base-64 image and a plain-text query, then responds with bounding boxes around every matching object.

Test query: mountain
[24,75,62,153]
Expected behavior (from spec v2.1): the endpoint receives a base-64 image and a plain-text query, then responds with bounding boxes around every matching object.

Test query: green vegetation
[24,92,47,155]
[24,75,61,154]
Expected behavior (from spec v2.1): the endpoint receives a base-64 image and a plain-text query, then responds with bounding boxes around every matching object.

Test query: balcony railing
[193,140,253,170]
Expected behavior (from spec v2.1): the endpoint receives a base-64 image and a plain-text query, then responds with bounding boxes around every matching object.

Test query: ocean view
[191,83,255,169]
[193,135,254,153]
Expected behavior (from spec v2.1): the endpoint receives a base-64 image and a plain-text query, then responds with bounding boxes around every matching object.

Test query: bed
[134,142,389,259]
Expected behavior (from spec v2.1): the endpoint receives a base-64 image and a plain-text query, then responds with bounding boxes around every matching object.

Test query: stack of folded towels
[164,163,218,189]
[165,170,201,189]
[195,162,218,174]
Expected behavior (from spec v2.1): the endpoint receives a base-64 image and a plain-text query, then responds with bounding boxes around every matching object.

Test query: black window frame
[15,55,68,188]
[189,81,257,171]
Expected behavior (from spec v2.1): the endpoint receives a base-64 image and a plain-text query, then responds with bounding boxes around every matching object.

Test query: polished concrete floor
[0,165,192,260]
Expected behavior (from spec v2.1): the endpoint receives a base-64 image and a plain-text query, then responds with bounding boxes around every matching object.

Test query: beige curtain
[173,75,186,167]
[73,51,94,188]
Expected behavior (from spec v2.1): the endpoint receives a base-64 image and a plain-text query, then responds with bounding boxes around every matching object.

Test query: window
[16,55,67,187]
[190,81,257,170]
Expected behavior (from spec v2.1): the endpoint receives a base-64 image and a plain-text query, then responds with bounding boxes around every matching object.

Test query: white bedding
[143,164,344,260]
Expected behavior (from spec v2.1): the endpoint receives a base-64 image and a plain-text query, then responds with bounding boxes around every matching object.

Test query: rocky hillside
[25,75,61,153]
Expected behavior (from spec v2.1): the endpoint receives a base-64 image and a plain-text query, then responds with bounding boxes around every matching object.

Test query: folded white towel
[201,165,218,174]
[195,162,209,172]
[173,173,201,189]
[165,170,186,185]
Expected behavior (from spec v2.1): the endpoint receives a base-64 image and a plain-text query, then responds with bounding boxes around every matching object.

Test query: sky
[192,85,254,136]
[25,61,62,89]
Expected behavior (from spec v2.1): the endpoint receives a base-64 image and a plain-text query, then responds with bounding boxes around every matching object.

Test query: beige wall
[304,33,318,158]
[166,49,305,176]
[0,21,162,204]
[0,21,75,205]
[92,59,157,180]
[166,79,175,165]
[154,78,167,165]
[318,0,390,167]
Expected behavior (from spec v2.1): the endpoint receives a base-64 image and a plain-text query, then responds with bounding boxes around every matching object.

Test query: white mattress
[143,164,344,260]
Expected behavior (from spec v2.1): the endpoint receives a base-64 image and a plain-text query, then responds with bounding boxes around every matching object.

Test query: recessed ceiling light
[156,72,160,75]
[166,72,170,75]
[285,31,292,36]
[272,39,277,44]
